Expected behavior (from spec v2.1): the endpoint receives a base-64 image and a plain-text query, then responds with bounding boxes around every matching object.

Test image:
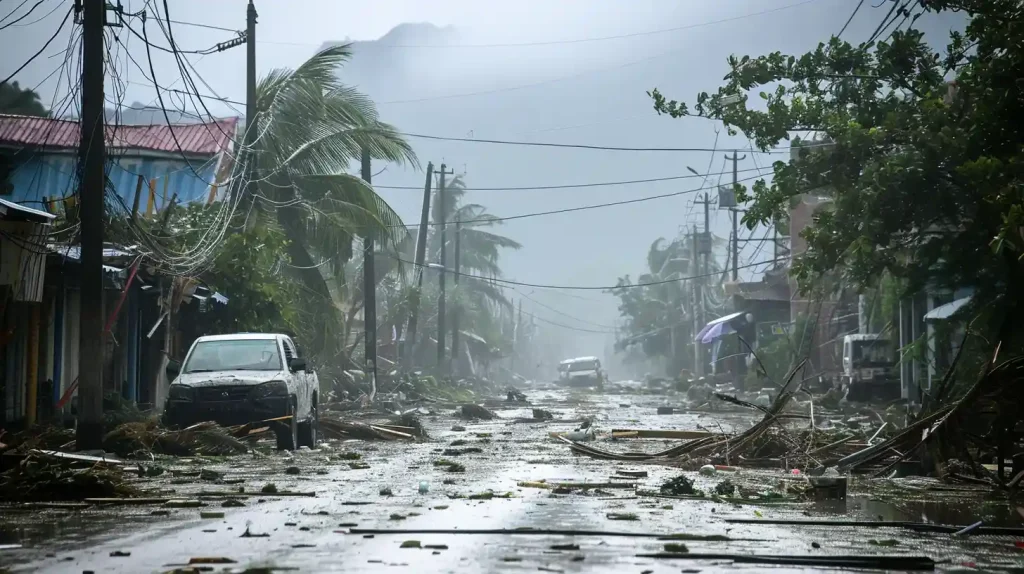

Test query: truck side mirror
[166,361,181,377]
[289,357,307,372]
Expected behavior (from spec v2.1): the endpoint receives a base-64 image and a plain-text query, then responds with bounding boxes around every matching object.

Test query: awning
[0,198,56,223]
[695,311,744,343]
[924,296,972,321]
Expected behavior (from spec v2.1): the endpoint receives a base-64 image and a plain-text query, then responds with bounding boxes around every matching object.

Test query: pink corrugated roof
[0,114,238,156]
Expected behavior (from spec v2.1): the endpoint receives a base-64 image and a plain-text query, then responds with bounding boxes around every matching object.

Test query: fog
[1,0,965,377]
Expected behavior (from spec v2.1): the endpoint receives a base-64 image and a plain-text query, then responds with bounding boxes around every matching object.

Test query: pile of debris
[0,452,138,502]
[319,417,421,441]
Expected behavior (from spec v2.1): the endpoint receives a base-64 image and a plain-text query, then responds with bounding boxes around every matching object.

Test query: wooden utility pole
[242,0,258,226]
[361,149,377,390]
[451,218,462,377]
[691,227,702,377]
[404,162,433,367]
[76,0,106,449]
[435,164,453,371]
[724,153,746,282]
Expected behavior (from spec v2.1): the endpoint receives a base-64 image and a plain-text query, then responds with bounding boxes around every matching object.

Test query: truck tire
[298,396,319,449]
[276,398,299,451]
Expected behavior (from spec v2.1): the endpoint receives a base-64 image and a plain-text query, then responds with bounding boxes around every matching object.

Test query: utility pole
[361,149,377,392]
[404,163,433,367]
[691,227,702,377]
[724,153,746,282]
[692,194,712,377]
[451,219,462,377]
[244,1,257,217]
[511,299,522,376]
[436,164,453,371]
[76,0,106,449]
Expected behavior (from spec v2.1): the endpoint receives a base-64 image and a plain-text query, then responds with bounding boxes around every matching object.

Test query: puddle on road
[840,495,1024,527]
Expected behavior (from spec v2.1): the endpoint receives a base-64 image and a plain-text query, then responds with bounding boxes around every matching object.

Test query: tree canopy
[0,82,48,116]
[649,0,1024,342]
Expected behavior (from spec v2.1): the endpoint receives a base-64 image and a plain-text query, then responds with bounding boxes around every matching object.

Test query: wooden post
[130,175,144,222]
[26,304,40,426]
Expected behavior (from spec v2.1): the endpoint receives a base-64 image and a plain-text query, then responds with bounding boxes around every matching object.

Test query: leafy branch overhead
[648,0,1024,337]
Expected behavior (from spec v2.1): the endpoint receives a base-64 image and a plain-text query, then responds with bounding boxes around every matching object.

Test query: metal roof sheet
[0,114,238,156]
[924,296,972,321]
[0,197,55,222]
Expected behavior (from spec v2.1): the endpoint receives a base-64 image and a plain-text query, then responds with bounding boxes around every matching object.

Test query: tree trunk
[277,206,336,358]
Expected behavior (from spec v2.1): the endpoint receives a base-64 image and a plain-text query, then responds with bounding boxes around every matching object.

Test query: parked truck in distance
[841,334,900,402]
[163,333,320,450]
[558,356,605,389]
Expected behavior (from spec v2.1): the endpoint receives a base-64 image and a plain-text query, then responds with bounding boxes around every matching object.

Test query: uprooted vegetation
[0,455,140,502]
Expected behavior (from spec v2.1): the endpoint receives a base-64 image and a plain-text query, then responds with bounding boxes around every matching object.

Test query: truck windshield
[569,360,599,372]
[852,340,894,365]
[184,339,282,373]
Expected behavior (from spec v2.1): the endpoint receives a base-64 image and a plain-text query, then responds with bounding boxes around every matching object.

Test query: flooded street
[2,386,1023,573]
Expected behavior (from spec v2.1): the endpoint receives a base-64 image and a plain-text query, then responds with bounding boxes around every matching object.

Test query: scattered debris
[442,447,483,456]
[606,512,639,521]
[188,557,237,564]
[459,404,497,421]
[713,479,736,497]
[320,418,415,441]
[532,408,554,421]
[400,540,421,549]
[285,466,301,475]
[0,456,140,501]
[433,460,465,473]
[660,475,698,496]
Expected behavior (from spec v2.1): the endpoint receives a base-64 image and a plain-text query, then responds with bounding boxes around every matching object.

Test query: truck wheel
[276,399,299,451]
[298,397,319,449]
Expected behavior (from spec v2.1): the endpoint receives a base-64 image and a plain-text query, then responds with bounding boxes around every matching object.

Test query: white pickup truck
[163,333,320,450]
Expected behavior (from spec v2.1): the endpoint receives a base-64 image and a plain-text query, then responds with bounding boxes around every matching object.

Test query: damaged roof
[0,114,238,156]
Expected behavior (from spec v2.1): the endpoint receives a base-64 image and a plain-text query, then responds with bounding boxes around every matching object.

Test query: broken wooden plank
[609,429,716,440]
[83,497,171,505]
[31,450,124,466]
[367,425,413,440]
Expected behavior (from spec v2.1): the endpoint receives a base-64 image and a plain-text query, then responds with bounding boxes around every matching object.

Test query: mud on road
[2,386,1023,573]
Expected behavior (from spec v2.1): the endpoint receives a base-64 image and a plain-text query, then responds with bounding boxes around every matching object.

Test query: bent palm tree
[249,45,418,362]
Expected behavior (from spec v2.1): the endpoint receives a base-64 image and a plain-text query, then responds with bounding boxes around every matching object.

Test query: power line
[511,287,619,329]
[837,0,866,38]
[531,314,615,334]
[398,255,785,291]
[394,170,772,228]
[374,165,771,192]
[0,5,72,86]
[0,0,46,30]
[399,132,826,154]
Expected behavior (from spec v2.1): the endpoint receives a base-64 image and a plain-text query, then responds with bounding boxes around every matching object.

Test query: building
[0,114,237,428]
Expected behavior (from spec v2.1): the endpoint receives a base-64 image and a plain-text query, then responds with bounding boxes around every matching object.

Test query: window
[569,360,599,372]
[183,339,282,373]
[282,339,296,363]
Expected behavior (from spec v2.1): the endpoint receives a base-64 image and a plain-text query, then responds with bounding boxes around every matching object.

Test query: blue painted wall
[6,152,220,212]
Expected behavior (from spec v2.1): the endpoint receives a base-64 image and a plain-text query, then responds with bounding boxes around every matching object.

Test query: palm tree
[390,174,521,369]
[610,237,695,375]
[248,45,418,363]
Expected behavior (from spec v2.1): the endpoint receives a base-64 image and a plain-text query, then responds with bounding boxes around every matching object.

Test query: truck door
[282,337,309,418]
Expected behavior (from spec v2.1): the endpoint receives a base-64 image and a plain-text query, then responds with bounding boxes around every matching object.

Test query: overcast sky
[1,1,965,372]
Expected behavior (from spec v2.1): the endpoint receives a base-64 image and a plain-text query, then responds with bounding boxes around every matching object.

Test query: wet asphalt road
[2,385,1021,573]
